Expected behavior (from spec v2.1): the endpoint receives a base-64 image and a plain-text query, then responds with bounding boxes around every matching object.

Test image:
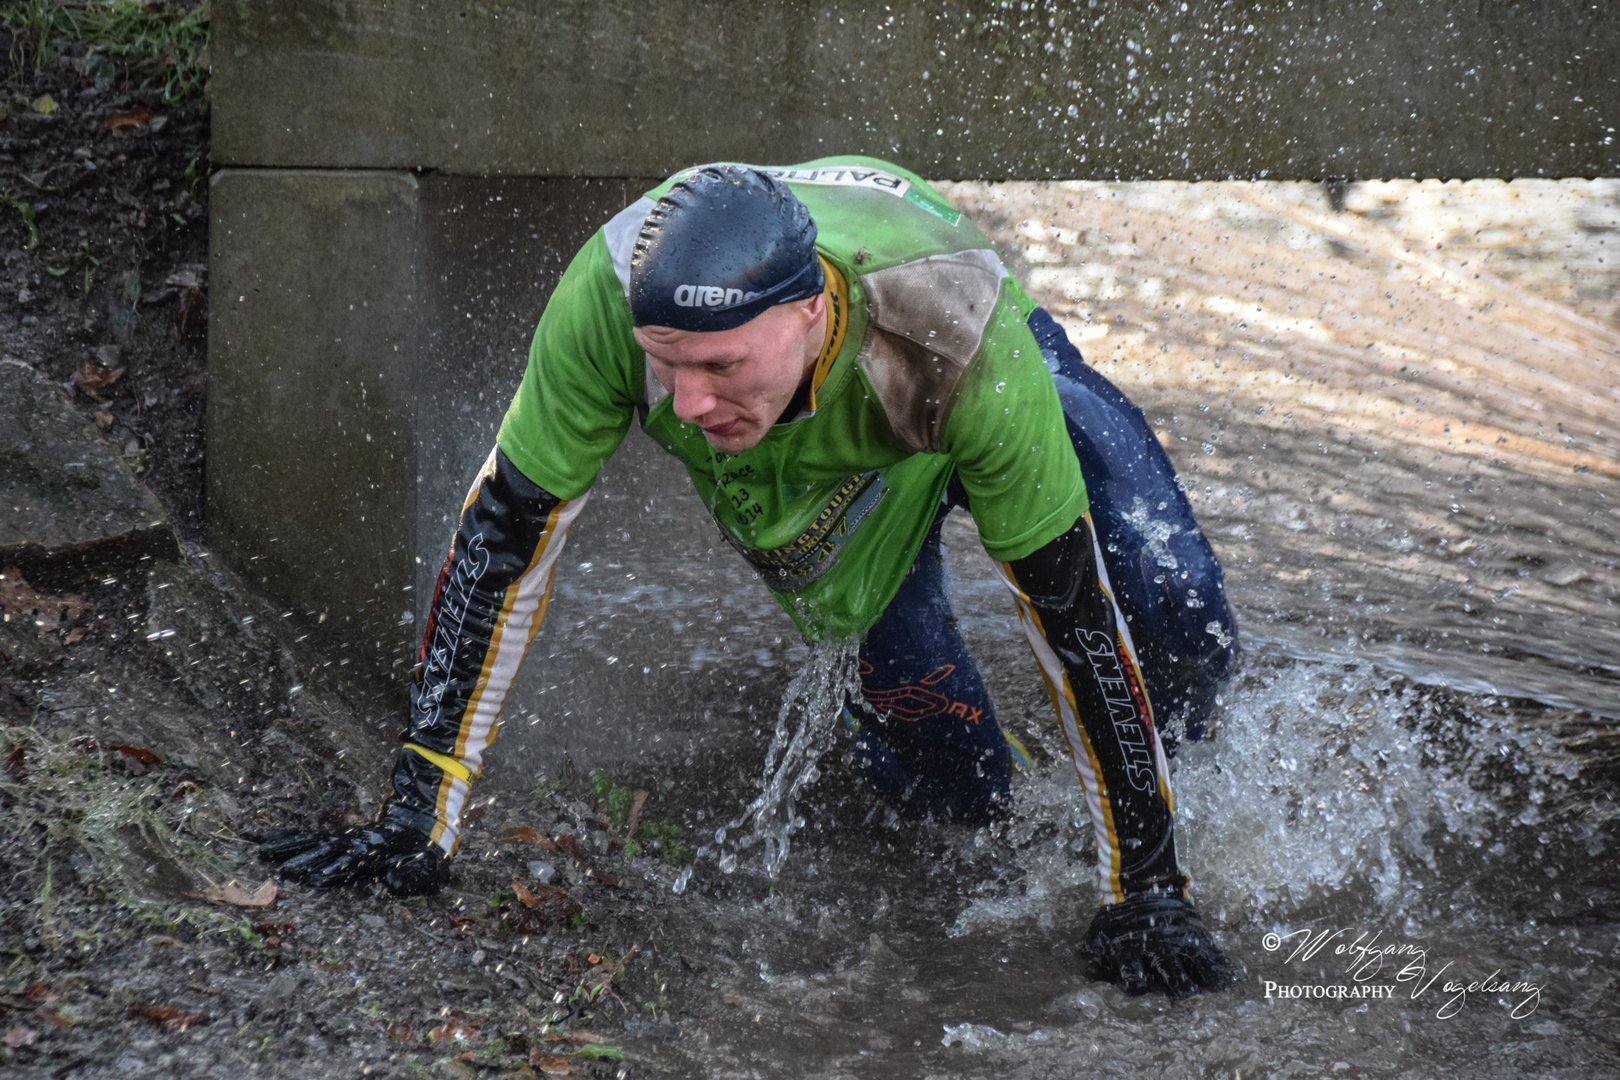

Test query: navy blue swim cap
[630,165,824,331]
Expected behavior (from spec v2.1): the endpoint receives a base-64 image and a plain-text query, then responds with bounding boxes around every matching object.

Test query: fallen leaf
[24,984,58,1007]
[1,567,93,629]
[2,1024,36,1048]
[73,360,125,400]
[34,1011,71,1028]
[62,626,88,645]
[450,1051,475,1063]
[551,833,619,887]
[582,961,617,991]
[462,805,487,825]
[128,1005,209,1032]
[429,1017,481,1042]
[499,825,540,845]
[552,833,589,862]
[542,1031,603,1045]
[106,108,157,131]
[252,920,295,937]
[174,286,204,337]
[528,1049,574,1075]
[109,744,160,767]
[4,748,25,781]
[448,914,485,933]
[94,410,114,429]
[385,1021,420,1046]
[624,789,648,836]
[499,882,580,935]
[202,878,277,909]
[30,94,56,115]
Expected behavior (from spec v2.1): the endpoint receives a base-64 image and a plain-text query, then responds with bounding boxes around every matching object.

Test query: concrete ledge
[207,170,419,678]
[214,0,1618,180]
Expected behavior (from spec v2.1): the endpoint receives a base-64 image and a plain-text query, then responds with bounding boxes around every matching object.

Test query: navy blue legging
[850,308,1238,824]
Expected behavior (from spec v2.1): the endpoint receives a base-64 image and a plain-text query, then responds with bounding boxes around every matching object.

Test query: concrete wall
[214,0,1618,180]
[208,0,1618,709]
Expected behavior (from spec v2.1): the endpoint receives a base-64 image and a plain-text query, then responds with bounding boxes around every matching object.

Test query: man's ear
[800,292,826,324]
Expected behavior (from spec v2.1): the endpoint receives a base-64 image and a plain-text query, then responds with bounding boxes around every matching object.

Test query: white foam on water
[950,657,1575,938]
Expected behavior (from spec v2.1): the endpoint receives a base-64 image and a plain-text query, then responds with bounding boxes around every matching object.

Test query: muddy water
[485,182,1618,1077]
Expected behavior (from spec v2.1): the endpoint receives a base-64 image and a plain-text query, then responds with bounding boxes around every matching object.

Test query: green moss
[586,768,612,805]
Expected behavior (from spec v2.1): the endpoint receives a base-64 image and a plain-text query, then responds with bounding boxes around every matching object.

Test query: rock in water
[0,359,178,578]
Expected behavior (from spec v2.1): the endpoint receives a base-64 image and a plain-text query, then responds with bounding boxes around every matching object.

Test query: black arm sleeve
[384,446,585,854]
[1003,511,1188,900]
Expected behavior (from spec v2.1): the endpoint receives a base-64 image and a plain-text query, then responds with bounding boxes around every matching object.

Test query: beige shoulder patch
[856,249,1008,452]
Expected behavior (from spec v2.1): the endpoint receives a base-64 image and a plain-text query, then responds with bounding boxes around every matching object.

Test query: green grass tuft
[3,1,211,103]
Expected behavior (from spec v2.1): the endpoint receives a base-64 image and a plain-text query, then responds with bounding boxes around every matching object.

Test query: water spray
[704,636,864,880]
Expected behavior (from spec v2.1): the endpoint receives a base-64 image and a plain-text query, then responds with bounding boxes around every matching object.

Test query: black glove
[1085,894,1233,999]
[259,808,451,897]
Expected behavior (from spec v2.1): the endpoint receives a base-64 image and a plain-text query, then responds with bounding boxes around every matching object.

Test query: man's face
[636,296,825,455]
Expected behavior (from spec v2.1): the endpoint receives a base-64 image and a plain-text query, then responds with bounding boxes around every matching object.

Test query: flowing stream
[482,180,1619,1078]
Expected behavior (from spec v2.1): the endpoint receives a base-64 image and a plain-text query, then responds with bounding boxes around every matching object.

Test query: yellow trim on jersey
[806,255,848,413]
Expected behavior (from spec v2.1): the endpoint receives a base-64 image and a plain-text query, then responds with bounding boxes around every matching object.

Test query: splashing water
[710,636,863,879]
[947,658,1587,939]
[1119,495,1181,571]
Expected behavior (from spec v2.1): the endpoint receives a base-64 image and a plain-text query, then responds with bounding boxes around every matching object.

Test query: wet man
[262,160,1239,999]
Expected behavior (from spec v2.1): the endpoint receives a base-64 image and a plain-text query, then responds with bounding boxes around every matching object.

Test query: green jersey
[497,156,1087,640]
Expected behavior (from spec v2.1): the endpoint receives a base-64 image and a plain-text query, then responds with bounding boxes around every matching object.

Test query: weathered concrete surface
[413,176,652,584]
[213,0,1619,180]
[209,172,656,682]
[0,358,179,580]
[207,170,419,681]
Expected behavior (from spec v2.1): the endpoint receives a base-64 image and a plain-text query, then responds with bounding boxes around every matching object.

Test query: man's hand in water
[259,814,451,897]
[1085,894,1234,999]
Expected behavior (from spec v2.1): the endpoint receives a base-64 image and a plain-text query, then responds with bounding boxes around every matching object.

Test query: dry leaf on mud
[3,1025,37,1048]
[127,1005,209,1032]
[582,961,618,991]
[528,1049,574,1075]
[109,744,160,767]
[498,825,542,845]
[501,880,581,934]
[73,359,126,400]
[202,878,277,909]
[429,1017,481,1042]
[175,286,204,337]
[106,108,158,131]
[624,789,648,836]
[552,833,619,887]
[1,567,93,629]
[24,984,58,1007]
[542,1031,603,1045]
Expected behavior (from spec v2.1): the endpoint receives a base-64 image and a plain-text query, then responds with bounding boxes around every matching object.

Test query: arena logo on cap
[673,285,763,309]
